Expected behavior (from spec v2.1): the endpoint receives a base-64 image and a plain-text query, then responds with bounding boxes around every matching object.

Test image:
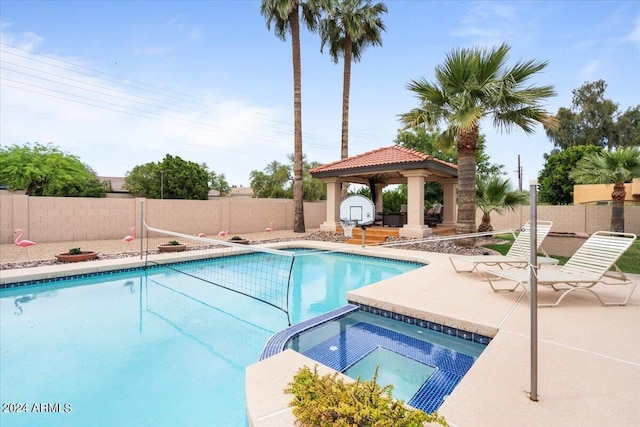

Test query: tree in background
[537,145,603,205]
[476,176,527,232]
[0,142,106,197]
[206,168,230,196]
[250,156,326,201]
[400,43,556,243]
[261,0,321,232]
[319,0,387,169]
[546,80,640,150]
[396,127,505,177]
[569,147,640,232]
[347,185,405,212]
[302,160,327,201]
[124,154,211,200]
[250,160,292,198]
[395,126,456,163]
[124,162,159,198]
[43,164,110,197]
[615,106,640,148]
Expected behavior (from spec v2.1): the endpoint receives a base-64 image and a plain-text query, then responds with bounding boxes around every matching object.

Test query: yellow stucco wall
[573,178,640,205]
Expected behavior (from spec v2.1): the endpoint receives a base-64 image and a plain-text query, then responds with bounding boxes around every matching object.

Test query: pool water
[345,347,436,402]
[0,249,421,426]
[287,309,487,412]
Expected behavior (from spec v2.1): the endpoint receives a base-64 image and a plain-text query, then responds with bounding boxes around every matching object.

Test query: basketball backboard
[339,195,375,226]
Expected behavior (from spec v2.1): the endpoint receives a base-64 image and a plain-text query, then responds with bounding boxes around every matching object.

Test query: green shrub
[284,365,447,427]
[168,240,180,245]
[68,247,82,255]
[230,236,244,240]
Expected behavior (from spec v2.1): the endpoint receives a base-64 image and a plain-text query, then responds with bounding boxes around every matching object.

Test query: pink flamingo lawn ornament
[218,230,228,237]
[14,229,36,260]
[123,227,135,249]
[265,222,274,232]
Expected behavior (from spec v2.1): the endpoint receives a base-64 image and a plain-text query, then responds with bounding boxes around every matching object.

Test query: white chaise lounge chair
[485,231,637,307]
[449,220,554,273]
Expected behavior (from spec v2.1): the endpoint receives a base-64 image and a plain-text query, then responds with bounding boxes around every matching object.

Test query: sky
[1,0,639,189]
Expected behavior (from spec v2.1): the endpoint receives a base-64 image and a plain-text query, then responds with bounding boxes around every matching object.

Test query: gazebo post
[400,172,432,238]
[374,183,385,215]
[441,179,457,229]
[319,177,342,232]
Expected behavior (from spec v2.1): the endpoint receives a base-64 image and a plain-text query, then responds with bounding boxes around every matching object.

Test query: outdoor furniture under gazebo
[309,145,458,238]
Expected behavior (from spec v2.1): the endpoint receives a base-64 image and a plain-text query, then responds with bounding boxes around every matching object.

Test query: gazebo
[310,145,458,238]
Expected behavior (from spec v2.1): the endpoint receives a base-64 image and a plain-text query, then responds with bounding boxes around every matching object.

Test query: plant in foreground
[285,364,447,427]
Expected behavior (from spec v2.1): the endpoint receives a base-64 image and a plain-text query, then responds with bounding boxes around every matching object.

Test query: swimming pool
[0,249,421,426]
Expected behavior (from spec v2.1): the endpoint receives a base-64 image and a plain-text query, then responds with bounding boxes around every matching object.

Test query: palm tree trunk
[478,212,493,232]
[339,37,353,201]
[456,125,479,246]
[610,182,626,232]
[341,38,352,161]
[290,7,305,233]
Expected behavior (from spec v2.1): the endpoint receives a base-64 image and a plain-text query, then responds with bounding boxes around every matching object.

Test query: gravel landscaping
[1,230,502,271]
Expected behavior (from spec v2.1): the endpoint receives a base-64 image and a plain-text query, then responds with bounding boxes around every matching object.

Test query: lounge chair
[424,203,443,227]
[485,231,637,307]
[449,220,554,273]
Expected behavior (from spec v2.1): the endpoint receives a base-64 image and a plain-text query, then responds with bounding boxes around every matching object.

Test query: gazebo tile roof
[309,145,456,173]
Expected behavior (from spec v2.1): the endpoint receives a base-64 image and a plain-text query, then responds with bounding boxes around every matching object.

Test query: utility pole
[160,170,164,199]
[516,155,523,191]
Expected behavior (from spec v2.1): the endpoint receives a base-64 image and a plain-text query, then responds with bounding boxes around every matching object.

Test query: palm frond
[317,0,386,63]
[570,147,640,185]
[476,175,526,215]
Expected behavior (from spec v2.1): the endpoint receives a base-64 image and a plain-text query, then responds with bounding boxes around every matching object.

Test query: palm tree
[476,176,528,232]
[400,43,556,244]
[319,0,387,167]
[569,147,640,232]
[261,0,320,232]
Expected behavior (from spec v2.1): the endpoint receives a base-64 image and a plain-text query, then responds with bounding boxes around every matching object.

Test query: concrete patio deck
[246,246,640,427]
[2,233,638,426]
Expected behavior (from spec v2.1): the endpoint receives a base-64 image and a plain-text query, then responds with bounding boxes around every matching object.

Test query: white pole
[139,199,144,260]
[529,180,538,401]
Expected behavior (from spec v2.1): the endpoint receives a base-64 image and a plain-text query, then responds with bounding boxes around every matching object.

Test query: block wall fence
[0,194,326,244]
[1,194,638,244]
[476,205,640,235]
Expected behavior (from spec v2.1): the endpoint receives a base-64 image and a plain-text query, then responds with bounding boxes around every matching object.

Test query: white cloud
[451,1,535,47]
[579,60,600,81]
[622,15,640,47]
[0,26,44,51]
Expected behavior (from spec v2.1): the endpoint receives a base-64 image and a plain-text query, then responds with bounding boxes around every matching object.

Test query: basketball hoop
[340,219,356,238]
[339,195,374,245]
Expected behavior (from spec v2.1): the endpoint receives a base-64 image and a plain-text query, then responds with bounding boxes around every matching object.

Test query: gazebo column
[320,178,342,232]
[374,183,385,213]
[441,179,457,229]
[399,172,432,238]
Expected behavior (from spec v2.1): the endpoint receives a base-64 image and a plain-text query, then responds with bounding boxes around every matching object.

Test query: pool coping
[0,240,427,287]
[259,304,361,360]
